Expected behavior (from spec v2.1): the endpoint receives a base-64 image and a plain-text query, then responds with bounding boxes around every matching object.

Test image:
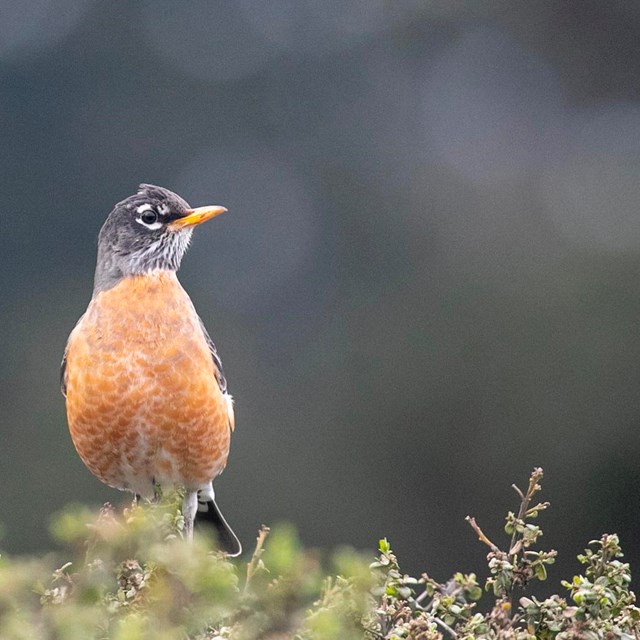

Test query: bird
[61,183,241,555]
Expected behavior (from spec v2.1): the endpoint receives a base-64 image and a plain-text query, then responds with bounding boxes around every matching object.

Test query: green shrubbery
[0,469,638,639]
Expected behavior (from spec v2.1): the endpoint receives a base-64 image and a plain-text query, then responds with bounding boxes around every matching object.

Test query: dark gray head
[94,184,227,293]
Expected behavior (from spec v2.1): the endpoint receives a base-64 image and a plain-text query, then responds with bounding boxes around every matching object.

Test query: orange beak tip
[170,205,228,229]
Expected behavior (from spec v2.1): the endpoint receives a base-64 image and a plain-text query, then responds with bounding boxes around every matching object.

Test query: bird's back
[64,271,231,498]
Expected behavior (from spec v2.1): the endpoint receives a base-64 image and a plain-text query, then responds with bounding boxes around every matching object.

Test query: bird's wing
[60,348,68,398]
[60,314,86,398]
[197,316,228,392]
[197,316,235,431]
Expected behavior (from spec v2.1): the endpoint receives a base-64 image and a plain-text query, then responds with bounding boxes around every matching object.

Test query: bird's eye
[140,209,158,225]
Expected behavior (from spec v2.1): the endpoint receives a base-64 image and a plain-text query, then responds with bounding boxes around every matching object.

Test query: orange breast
[64,271,231,496]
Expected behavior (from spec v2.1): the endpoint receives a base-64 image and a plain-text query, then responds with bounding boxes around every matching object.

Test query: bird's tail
[195,492,242,557]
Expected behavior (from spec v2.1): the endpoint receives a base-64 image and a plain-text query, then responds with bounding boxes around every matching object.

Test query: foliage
[0,469,638,639]
[371,469,640,640]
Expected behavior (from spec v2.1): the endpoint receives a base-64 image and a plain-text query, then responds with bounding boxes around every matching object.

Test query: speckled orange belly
[64,271,231,497]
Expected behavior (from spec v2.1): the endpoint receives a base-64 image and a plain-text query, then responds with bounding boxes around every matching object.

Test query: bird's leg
[182,490,198,542]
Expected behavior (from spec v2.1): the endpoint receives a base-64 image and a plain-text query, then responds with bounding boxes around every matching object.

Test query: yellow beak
[170,205,228,229]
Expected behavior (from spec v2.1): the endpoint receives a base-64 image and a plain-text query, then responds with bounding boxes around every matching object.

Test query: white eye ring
[135,204,162,229]
[136,217,163,230]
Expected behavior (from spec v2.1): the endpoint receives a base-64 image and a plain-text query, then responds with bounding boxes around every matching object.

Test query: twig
[509,468,543,561]
[511,484,525,501]
[434,616,459,639]
[465,516,500,553]
[243,525,270,595]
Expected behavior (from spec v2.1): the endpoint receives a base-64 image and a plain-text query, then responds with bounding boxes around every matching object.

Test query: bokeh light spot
[422,26,565,186]
[0,0,95,60]
[238,0,402,58]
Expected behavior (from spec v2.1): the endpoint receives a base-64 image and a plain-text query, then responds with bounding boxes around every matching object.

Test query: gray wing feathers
[60,313,85,399]
[197,316,228,394]
[60,350,68,398]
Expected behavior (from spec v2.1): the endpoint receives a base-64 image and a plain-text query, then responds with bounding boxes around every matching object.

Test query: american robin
[61,184,241,555]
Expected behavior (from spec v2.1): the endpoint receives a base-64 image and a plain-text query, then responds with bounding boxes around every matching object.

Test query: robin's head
[94,184,226,292]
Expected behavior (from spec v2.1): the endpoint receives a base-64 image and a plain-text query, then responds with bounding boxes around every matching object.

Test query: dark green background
[1,1,640,587]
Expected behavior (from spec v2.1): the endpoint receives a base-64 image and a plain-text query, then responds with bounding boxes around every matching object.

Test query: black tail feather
[195,497,242,557]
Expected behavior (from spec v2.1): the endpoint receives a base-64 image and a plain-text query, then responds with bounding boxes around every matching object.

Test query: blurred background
[1,0,640,588]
